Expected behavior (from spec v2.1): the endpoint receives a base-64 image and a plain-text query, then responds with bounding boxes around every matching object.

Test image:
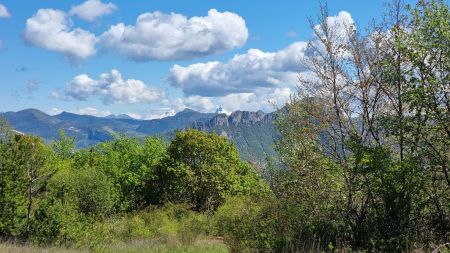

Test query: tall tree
[152,129,266,211]
[276,1,449,250]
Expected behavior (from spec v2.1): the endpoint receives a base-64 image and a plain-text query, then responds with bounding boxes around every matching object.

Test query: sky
[0,0,436,119]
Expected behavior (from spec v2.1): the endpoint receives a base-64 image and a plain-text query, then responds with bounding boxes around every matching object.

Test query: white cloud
[127,110,176,120]
[69,0,117,22]
[168,41,307,96]
[167,11,355,100]
[57,69,164,104]
[158,87,291,115]
[23,9,97,62]
[75,107,112,117]
[0,4,11,18]
[184,96,216,111]
[101,9,248,61]
[48,108,64,115]
[311,11,355,60]
[217,88,292,112]
[162,95,216,113]
[314,11,354,39]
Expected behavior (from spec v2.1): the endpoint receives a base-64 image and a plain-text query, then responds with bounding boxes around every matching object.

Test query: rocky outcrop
[194,110,275,130]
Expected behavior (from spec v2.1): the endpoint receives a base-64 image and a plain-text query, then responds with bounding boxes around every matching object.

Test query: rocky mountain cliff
[192,111,279,163]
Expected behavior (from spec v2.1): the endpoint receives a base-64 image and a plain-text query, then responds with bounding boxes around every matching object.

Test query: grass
[0,239,228,253]
[103,239,228,253]
[0,243,81,253]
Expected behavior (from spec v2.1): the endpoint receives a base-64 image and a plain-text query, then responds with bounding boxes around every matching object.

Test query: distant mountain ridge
[1,108,279,163]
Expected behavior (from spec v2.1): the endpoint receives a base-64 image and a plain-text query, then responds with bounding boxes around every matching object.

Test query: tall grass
[0,239,228,253]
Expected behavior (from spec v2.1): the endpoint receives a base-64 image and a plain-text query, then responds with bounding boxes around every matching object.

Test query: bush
[30,167,118,247]
[48,167,119,217]
[213,196,345,253]
[213,196,279,253]
[89,204,210,247]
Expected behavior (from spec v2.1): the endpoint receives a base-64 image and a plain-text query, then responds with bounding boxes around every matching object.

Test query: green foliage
[151,129,268,211]
[51,130,76,160]
[50,167,118,217]
[214,194,345,253]
[251,1,450,252]
[0,116,13,143]
[96,204,209,245]
[0,125,265,251]
[213,196,278,253]
[0,134,50,239]
[206,122,280,165]
[71,136,166,211]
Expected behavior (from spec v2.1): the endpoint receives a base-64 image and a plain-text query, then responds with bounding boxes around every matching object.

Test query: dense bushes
[0,126,267,249]
[214,196,345,253]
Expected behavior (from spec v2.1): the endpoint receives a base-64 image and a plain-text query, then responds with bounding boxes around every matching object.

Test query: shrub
[213,196,279,253]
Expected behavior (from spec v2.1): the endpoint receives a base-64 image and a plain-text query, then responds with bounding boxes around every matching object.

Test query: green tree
[272,1,449,251]
[401,0,450,239]
[151,129,267,211]
[70,136,166,211]
[0,116,13,143]
[51,130,75,160]
[0,134,49,238]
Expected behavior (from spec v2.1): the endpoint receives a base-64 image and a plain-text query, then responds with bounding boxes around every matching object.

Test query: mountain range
[0,108,279,163]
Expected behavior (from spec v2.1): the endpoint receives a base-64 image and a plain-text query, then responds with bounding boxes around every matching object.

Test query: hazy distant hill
[1,108,279,163]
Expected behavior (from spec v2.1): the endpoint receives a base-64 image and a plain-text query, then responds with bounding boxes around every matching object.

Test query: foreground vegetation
[0,239,228,253]
[0,126,266,252]
[1,0,449,252]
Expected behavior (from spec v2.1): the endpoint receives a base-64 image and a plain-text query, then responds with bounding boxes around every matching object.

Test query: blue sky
[0,0,434,119]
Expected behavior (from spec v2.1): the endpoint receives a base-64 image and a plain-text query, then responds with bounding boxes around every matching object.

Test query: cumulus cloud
[167,11,354,98]
[0,4,11,18]
[56,69,164,104]
[101,9,248,61]
[159,87,291,115]
[314,11,354,39]
[23,8,97,62]
[69,0,117,22]
[217,87,292,112]
[127,110,176,120]
[74,107,112,117]
[162,95,216,113]
[168,41,307,96]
